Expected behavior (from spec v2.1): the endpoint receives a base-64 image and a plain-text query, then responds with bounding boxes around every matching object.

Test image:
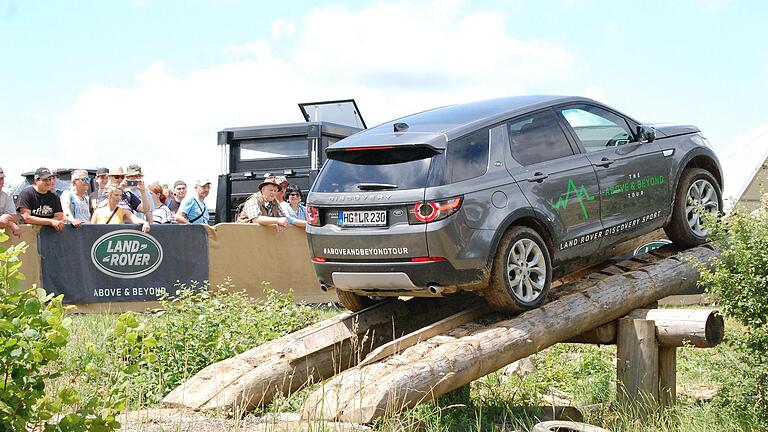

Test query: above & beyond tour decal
[550,173,667,221]
[602,173,665,199]
[558,210,663,251]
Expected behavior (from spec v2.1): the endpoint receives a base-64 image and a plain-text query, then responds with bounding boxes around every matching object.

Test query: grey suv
[306,96,722,311]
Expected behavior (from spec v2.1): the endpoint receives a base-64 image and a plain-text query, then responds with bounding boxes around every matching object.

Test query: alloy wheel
[686,179,719,237]
[506,238,546,303]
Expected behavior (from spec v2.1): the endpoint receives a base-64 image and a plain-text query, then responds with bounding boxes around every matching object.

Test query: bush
[0,230,124,431]
[698,208,768,424]
[94,281,318,406]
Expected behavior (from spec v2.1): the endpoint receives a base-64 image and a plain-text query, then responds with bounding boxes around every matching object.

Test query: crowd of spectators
[0,165,308,236]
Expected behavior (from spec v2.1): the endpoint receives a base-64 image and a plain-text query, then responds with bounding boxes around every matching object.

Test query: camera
[126,180,138,186]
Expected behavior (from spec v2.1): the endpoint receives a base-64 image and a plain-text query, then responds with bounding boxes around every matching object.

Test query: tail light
[307,206,320,226]
[408,196,462,224]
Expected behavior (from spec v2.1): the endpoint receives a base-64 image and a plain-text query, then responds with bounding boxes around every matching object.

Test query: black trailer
[215,100,365,223]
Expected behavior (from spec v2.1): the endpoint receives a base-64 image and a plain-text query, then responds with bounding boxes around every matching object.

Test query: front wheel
[336,289,375,312]
[664,168,722,248]
[484,226,552,312]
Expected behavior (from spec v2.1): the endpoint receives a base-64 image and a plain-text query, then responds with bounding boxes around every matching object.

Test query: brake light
[311,257,327,263]
[408,196,462,224]
[344,146,394,151]
[307,205,320,226]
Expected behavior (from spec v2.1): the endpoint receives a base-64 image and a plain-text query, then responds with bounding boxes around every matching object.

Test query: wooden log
[163,295,481,413]
[658,347,677,408]
[568,322,616,344]
[569,309,723,348]
[301,245,718,423]
[616,319,658,414]
[626,309,723,348]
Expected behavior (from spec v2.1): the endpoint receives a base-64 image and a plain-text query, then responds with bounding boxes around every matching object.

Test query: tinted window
[508,110,574,165]
[314,148,434,192]
[239,138,308,160]
[560,105,634,152]
[447,129,489,183]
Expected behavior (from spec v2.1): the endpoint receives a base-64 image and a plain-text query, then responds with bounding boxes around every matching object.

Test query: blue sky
[1,0,766,199]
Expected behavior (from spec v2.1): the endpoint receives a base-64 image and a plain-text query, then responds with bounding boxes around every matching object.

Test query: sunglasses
[75,177,91,182]
[111,175,125,179]
[289,192,301,197]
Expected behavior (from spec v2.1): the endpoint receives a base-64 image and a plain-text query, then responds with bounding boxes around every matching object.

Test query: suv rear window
[314,147,435,193]
[447,129,489,183]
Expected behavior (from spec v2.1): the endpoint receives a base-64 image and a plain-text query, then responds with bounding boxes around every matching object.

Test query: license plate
[338,210,387,227]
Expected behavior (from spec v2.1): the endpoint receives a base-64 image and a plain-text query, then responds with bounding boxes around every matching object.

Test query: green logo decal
[91,229,163,279]
[551,178,596,220]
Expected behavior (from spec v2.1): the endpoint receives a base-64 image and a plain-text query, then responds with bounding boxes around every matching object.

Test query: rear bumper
[312,260,486,294]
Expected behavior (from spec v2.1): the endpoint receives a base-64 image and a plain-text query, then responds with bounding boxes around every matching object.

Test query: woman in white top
[148,183,174,224]
[60,169,91,227]
[279,185,307,228]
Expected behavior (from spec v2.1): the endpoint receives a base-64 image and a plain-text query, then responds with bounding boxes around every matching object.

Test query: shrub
[0,230,124,431]
[96,281,319,406]
[698,208,768,424]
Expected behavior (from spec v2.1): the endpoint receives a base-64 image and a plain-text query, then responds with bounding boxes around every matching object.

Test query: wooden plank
[301,245,718,423]
[659,347,677,408]
[617,318,659,415]
[162,295,478,413]
[358,305,490,367]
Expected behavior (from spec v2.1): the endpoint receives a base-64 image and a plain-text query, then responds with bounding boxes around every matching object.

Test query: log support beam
[617,319,659,415]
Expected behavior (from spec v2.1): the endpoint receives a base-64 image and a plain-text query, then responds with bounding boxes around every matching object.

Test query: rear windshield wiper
[356,183,398,191]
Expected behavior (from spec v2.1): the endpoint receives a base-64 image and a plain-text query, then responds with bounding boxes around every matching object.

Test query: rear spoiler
[326,143,443,155]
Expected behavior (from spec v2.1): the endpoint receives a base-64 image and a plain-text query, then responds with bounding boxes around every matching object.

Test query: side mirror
[637,125,656,143]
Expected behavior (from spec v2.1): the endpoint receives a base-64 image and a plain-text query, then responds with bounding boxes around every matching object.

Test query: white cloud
[270,18,295,40]
[52,0,577,201]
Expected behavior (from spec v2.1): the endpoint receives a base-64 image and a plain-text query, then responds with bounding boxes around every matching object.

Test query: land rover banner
[39,224,209,303]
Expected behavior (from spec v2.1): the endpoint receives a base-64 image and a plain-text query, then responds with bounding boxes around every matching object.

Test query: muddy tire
[484,226,552,312]
[664,168,722,248]
[533,421,610,432]
[336,289,374,312]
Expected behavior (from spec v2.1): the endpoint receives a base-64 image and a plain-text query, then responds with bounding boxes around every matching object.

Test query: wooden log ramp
[300,244,719,423]
[162,292,491,413]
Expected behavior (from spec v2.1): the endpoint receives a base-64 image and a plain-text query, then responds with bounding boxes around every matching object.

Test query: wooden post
[658,347,677,407]
[617,318,658,415]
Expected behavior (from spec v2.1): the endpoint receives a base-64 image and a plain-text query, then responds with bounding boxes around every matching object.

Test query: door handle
[595,157,614,168]
[526,172,549,182]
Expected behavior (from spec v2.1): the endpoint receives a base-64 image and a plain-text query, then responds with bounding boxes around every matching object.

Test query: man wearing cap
[89,167,109,212]
[167,180,187,214]
[101,166,149,215]
[175,179,211,225]
[16,167,65,231]
[0,167,21,237]
[236,176,288,231]
[124,164,152,221]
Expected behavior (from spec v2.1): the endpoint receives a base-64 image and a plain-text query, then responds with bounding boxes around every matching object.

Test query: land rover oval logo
[91,229,163,279]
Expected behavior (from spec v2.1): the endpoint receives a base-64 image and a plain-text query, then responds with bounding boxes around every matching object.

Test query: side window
[447,129,489,183]
[560,105,635,152]
[508,110,574,166]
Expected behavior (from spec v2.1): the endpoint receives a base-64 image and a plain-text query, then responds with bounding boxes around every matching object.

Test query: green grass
[53,305,758,431]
